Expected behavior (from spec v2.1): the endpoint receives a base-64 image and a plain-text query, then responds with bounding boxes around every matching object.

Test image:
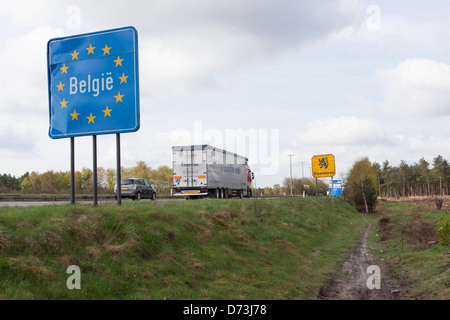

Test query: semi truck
[172,145,253,199]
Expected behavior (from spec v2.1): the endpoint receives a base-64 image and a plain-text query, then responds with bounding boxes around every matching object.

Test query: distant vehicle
[172,145,254,199]
[114,178,157,201]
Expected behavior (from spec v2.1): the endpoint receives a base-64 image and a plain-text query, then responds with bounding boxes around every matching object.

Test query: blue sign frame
[47,26,139,139]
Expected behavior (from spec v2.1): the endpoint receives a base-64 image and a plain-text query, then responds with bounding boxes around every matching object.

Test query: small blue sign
[329,179,343,196]
[47,27,139,139]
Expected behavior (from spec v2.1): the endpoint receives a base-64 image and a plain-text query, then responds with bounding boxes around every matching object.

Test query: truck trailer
[172,145,253,199]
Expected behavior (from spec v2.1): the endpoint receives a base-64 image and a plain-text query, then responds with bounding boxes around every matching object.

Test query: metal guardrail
[0,195,97,202]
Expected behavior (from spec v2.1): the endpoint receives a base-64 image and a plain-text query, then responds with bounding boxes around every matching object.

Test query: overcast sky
[1,0,450,188]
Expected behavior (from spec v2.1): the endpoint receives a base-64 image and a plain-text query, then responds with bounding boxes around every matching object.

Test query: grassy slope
[368,200,450,300]
[0,197,367,300]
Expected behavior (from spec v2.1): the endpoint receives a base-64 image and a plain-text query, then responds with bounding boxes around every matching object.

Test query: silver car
[114,178,157,201]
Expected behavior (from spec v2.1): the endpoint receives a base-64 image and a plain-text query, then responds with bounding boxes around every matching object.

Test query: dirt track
[318,219,404,300]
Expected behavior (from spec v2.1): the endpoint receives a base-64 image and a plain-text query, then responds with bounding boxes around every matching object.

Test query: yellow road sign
[312,154,335,178]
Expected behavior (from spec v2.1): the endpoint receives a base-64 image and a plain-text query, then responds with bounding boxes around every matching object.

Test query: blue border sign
[47,26,139,139]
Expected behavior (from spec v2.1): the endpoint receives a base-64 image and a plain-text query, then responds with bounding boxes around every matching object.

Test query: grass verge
[0,197,367,300]
[369,200,450,299]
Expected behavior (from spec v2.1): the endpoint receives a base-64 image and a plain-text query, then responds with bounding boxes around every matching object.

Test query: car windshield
[121,179,134,185]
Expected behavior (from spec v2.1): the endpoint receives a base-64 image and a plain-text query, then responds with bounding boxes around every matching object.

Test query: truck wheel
[240,189,244,199]
[225,188,229,199]
[216,188,220,198]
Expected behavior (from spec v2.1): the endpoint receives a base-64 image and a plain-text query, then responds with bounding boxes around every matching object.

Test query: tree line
[344,155,450,214]
[374,155,450,198]
[0,173,27,193]
[0,161,172,195]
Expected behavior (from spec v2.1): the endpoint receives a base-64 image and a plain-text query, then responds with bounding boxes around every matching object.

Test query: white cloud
[296,116,386,146]
[0,25,65,115]
[375,58,450,118]
[0,1,53,27]
[139,30,261,95]
[0,26,66,159]
[329,6,448,57]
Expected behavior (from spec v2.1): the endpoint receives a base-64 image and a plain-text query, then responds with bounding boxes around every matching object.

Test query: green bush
[435,211,450,246]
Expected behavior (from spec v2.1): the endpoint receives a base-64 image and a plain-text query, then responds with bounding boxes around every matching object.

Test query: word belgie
[70,73,114,97]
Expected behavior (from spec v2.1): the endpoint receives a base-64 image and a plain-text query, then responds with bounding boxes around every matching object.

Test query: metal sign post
[332,177,334,207]
[116,133,121,206]
[70,137,75,204]
[93,135,98,206]
[315,177,318,198]
[47,27,140,206]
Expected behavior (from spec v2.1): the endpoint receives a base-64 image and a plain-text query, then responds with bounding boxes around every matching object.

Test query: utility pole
[288,154,295,196]
[300,162,305,179]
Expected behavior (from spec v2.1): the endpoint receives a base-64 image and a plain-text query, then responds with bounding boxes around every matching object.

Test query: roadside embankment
[0,197,367,299]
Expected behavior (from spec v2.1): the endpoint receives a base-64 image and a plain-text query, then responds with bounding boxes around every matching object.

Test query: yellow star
[87,113,96,124]
[60,64,69,75]
[70,110,80,120]
[119,73,129,84]
[114,92,124,103]
[114,56,124,67]
[60,98,68,109]
[102,44,111,55]
[56,81,65,92]
[86,44,95,55]
[70,50,79,60]
[102,106,113,117]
